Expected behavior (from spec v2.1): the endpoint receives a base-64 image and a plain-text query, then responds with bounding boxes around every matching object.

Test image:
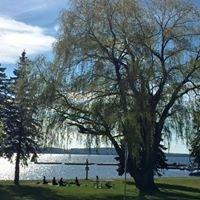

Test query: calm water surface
[0,154,191,180]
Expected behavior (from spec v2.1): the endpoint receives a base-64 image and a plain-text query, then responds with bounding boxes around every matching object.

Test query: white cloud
[0,16,55,64]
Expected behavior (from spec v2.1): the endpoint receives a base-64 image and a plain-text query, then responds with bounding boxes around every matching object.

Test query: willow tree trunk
[114,60,161,194]
[134,171,157,193]
[125,109,159,194]
[126,144,159,194]
[129,156,158,194]
[14,151,20,185]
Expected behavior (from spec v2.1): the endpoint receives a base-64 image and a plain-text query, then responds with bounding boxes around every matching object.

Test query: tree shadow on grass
[158,183,200,194]
[0,185,67,200]
[0,182,199,200]
[0,184,136,200]
[122,181,200,200]
[154,183,200,200]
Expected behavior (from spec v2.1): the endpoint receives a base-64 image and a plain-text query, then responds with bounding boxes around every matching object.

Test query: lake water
[0,154,191,180]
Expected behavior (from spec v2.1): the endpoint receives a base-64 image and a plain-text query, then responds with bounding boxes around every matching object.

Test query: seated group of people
[43,175,112,189]
[43,176,80,186]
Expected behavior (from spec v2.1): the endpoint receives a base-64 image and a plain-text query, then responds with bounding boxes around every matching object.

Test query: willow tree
[41,0,200,193]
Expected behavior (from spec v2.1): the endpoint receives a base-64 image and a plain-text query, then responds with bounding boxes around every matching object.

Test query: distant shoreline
[40,147,189,157]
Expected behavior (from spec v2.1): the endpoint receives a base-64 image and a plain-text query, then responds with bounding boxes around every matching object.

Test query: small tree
[190,135,200,169]
[0,52,41,185]
[190,110,200,169]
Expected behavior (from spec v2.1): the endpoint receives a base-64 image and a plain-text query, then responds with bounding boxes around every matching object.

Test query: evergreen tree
[0,64,9,148]
[190,135,200,169]
[0,64,9,118]
[190,110,200,169]
[0,51,42,185]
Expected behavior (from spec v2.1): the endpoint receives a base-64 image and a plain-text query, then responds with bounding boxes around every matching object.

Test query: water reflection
[0,154,190,180]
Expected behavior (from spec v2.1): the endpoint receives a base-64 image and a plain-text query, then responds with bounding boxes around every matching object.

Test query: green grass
[0,178,200,200]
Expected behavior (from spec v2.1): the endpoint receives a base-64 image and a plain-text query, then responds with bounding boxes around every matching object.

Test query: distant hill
[167,153,189,157]
[40,147,69,154]
[69,147,117,155]
[40,147,189,157]
[40,147,116,155]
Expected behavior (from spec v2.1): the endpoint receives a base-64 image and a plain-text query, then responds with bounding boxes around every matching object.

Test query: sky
[0,0,69,71]
[0,0,191,153]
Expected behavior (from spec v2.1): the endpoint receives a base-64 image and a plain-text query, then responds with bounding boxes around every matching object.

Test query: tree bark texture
[14,150,20,185]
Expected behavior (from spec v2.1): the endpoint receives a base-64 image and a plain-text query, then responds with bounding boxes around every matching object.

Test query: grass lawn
[0,177,199,200]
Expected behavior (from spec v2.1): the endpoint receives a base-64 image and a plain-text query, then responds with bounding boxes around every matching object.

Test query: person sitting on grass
[105,182,112,189]
[75,177,80,186]
[43,176,48,184]
[52,177,58,185]
[58,178,66,186]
